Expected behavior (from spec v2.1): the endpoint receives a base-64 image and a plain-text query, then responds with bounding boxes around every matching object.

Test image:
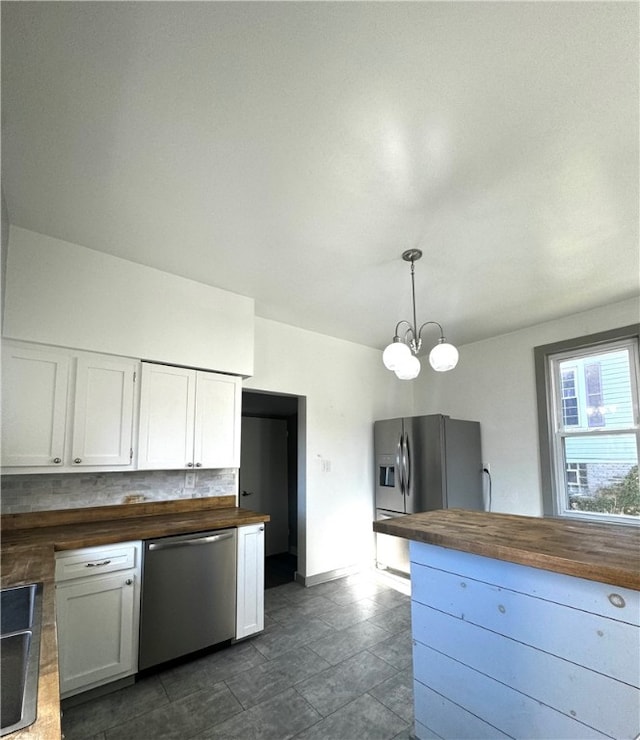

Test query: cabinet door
[1,344,69,466]
[236,523,265,640]
[55,571,137,697]
[71,357,137,467]
[194,371,242,468]
[137,363,196,469]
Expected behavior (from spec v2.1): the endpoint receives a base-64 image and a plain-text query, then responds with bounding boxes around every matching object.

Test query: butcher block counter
[373,508,640,590]
[1,496,270,740]
[374,509,640,739]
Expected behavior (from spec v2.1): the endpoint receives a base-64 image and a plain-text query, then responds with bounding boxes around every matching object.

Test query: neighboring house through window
[561,367,579,427]
[535,325,640,523]
[585,362,605,427]
[566,462,588,495]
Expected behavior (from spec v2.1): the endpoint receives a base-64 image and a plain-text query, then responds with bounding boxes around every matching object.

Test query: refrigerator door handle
[403,432,411,495]
[396,436,405,495]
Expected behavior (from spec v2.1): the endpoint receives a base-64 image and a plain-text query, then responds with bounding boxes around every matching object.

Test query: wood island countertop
[1,496,270,739]
[373,508,640,591]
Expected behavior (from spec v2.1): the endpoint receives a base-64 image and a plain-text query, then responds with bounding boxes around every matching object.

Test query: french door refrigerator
[374,414,483,576]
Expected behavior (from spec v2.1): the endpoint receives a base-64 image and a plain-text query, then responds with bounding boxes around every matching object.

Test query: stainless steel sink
[1,584,42,736]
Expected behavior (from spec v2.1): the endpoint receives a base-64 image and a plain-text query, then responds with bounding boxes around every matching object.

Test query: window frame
[534,323,640,523]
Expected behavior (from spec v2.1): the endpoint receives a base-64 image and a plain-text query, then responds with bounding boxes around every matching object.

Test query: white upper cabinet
[71,356,137,467]
[194,370,242,468]
[1,344,70,466]
[1,340,139,472]
[138,362,241,470]
[137,364,196,469]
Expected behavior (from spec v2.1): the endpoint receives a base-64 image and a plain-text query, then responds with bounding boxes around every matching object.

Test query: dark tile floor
[61,571,414,740]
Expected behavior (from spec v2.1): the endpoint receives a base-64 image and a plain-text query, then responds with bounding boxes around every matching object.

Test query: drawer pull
[85,559,111,568]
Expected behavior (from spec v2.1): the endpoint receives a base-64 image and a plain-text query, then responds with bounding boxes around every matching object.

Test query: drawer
[55,542,140,582]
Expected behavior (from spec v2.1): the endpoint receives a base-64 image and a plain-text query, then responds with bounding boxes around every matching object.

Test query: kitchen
[1,2,639,739]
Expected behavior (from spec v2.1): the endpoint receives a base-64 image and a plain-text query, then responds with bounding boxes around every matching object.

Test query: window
[561,367,579,426]
[585,363,605,428]
[535,325,640,523]
[566,462,588,495]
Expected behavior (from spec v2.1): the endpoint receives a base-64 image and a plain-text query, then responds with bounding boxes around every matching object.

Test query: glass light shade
[428,341,459,372]
[382,340,411,370]
[394,354,421,380]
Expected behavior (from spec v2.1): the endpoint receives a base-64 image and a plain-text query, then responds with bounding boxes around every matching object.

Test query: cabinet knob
[74,458,82,464]
[195,462,202,467]
[53,458,62,464]
[187,462,194,468]
[125,578,133,586]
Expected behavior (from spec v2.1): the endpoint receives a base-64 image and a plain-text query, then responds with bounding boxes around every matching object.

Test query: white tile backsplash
[0,469,237,513]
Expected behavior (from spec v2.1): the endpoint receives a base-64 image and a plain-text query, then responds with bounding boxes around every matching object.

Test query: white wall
[245,317,414,580]
[412,297,640,516]
[3,227,254,376]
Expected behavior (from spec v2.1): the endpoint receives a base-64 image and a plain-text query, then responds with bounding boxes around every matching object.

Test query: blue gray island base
[409,541,640,739]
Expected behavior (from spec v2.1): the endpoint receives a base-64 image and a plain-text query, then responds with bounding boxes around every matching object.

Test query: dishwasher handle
[148,532,234,551]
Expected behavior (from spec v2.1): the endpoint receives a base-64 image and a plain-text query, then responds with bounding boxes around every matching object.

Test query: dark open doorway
[241,390,300,589]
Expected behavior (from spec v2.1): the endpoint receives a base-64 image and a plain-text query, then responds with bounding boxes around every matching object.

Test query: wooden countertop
[1,544,60,740]
[1,496,270,739]
[373,509,640,591]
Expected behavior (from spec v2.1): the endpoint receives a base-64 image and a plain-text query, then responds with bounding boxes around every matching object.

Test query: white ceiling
[2,2,638,352]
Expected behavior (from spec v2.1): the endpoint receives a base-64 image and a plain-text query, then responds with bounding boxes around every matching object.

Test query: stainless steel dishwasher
[138,528,237,671]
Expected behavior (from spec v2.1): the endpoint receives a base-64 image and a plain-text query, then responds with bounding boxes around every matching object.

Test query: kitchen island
[374,509,640,740]
[1,496,269,740]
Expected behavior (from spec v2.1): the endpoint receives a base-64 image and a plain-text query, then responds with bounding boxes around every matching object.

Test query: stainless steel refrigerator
[374,414,483,576]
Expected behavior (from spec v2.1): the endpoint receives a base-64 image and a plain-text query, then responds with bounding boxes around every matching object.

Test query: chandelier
[382,249,459,380]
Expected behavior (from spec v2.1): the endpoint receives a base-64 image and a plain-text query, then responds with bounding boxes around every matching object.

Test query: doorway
[241,390,301,588]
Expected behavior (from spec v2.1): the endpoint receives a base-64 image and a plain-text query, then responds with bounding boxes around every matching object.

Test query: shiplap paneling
[409,541,640,624]
[413,680,512,740]
[411,561,639,686]
[409,541,640,740]
[413,642,611,740]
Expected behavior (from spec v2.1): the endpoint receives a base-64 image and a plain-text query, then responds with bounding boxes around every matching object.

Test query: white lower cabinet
[55,542,142,698]
[236,524,265,640]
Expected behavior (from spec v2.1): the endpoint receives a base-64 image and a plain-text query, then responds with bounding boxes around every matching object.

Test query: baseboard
[61,675,136,707]
[294,563,361,587]
[374,565,411,596]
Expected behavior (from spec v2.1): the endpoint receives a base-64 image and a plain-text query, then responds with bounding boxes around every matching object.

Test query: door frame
[240,390,306,578]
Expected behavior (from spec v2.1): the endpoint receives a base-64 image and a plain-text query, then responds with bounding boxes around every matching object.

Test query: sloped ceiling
[2,2,638,351]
